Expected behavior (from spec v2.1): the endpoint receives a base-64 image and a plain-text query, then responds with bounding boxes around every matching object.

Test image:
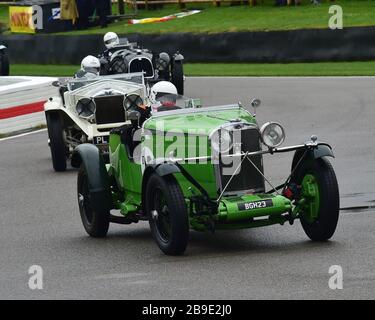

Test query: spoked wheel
[146,174,189,255]
[77,165,110,238]
[292,157,339,241]
[46,112,67,172]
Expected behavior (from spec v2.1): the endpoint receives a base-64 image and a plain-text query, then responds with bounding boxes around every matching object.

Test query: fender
[0,45,6,51]
[312,143,334,159]
[44,96,64,112]
[71,144,111,210]
[292,143,334,170]
[44,98,91,137]
[153,162,181,176]
[141,162,181,211]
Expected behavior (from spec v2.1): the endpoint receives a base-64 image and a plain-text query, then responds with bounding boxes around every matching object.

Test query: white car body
[44,73,147,154]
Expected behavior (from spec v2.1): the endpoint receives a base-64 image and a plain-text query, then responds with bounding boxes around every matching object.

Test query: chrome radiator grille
[94,95,126,125]
[129,58,154,78]
[217,127,265,195]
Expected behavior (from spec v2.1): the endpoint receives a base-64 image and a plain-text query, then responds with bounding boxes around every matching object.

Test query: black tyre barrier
[1,26,375,65]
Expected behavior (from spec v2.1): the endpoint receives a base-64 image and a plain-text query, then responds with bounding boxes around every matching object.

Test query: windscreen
[67,73,144,91]
[151,94,202,113]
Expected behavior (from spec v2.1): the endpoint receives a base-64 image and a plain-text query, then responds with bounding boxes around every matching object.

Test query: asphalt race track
[1,77,374,299]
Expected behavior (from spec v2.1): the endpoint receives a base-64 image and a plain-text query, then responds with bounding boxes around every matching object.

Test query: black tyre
[46,112,67,172]
[77,165,110,237]
[0,50,9,76]
[292,157,339,241]
[171,61,184,95]
[145,173,189,255]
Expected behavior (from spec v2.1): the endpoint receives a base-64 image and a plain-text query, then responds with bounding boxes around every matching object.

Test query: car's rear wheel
[145,173,189,255]
[292,157,339,241]
[46,112,67,172]
[171,61,184,95]
[0,50,9,76]
[77,165,110,237]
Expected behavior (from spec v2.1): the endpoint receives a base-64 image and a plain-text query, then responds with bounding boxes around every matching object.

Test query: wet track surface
[0,77,374,299]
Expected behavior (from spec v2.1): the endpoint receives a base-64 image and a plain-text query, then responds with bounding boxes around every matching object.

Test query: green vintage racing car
[71,96,339,255]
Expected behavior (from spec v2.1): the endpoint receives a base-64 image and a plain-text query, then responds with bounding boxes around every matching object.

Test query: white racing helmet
[80,55,100,75]
[103,32,120,49]
[150,81,178,105]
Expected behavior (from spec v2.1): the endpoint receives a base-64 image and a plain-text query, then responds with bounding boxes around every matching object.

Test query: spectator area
[0,0,374,34]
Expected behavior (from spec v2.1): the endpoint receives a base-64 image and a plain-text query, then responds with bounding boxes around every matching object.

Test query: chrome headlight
[76,98,96,120]
[123,94,144,111]
[260,122,285,148]
[211,129,233,154]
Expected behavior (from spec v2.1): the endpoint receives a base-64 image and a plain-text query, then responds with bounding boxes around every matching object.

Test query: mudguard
[312,143,334,159]
[154,162,181,176]
[292,143,334,170]
[141,162,181,211]
[71,144,108,187]
[0,45,6,51]
[72,144,111,211]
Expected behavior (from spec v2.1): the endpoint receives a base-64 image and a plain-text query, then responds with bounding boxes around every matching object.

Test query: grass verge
[9,61,375,77]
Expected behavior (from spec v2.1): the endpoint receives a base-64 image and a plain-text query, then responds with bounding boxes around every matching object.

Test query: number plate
[93,135,109,145]
[237,199,273,211]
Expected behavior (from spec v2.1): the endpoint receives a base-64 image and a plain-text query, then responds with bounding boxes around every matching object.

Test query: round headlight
[211,129,233,154]
[260,122,285,148]
[76,98,96,119]
[124,94,144,111]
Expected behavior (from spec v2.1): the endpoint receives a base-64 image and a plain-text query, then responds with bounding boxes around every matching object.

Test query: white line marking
[0,128,47,142]
[0,76,57,93]
[341,210,374,216]
[94,272,150,280]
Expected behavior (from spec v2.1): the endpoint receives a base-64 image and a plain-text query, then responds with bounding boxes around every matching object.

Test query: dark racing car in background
[0,44,9,76]
[99,34,185,95]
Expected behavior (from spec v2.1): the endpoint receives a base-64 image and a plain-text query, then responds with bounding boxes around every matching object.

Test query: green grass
[9,61,375,77]
[1,0,375,34]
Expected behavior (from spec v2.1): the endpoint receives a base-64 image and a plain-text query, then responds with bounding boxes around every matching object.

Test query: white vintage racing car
[44,73,147,171]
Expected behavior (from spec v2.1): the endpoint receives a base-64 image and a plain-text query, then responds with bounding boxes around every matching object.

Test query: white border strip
[0,76,57,93]
[0,128,47,142]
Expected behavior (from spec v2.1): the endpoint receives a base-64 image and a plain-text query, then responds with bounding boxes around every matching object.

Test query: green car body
[73,102,340,255]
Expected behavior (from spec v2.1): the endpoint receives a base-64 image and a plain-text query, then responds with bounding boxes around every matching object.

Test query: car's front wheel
[145,173,189,255]
[292,157,339,241]
[77,165,110,237]
[46,112,67,172]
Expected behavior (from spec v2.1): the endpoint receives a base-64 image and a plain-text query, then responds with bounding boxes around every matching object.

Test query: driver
[75,55,101,79]
[59,56,100,103]
[150,81,180,112]
[99,32,123,75]
[103,32,120,49]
